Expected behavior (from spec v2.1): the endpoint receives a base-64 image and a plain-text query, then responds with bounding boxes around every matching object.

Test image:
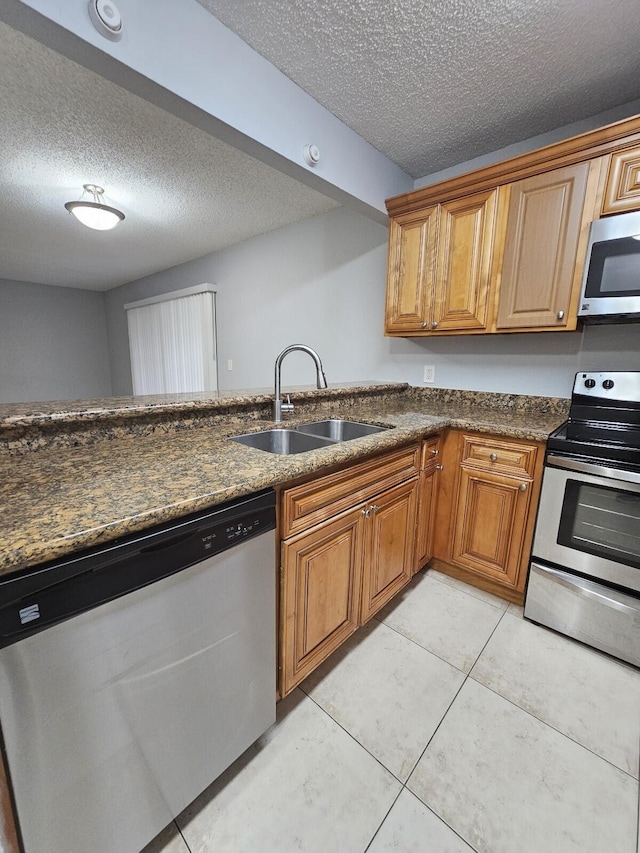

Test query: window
[125,284,217,395]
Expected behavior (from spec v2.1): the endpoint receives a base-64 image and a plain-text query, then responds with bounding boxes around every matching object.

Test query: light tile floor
[143,568,640,853]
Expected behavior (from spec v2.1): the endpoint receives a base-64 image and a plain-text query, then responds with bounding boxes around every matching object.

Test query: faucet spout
[274,345,328,422]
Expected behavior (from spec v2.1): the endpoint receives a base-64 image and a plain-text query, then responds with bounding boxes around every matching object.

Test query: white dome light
[65,184,125,231]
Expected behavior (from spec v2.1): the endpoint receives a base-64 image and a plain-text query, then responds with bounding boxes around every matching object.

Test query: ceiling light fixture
[65,184,125,231]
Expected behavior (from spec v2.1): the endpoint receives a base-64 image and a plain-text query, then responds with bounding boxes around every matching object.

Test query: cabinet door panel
[434,190,498,331]
[602,148,640,215]
[281,510,364,696]
[385,208,438,332]
[452,468,530,588]
[497,163,590,329]
[361,479,417,622]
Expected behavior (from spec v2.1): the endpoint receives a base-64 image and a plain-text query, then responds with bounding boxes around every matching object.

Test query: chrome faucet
[274,345,328,422]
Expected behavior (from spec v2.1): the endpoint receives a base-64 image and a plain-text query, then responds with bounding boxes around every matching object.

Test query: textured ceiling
[0,21,338,291]
[197,0,640,177]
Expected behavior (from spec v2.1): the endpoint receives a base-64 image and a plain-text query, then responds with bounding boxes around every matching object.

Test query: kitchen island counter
[0,384,568,577]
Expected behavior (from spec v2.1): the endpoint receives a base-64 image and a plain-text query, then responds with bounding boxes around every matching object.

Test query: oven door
[533,455,640,593]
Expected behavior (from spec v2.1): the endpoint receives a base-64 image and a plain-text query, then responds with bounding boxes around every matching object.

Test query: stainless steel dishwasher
[0,489,276,853]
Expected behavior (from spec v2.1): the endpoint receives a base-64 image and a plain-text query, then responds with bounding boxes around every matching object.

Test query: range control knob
[584,378,596,388]
[602,379,615,390]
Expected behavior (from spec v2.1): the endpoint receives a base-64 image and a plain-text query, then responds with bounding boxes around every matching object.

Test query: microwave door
[579,211,640,319]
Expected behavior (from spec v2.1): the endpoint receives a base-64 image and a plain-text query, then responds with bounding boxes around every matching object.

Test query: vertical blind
[126,287,217,396]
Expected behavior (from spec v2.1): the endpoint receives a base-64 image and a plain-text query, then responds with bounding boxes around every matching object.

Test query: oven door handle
[546,454,640,485]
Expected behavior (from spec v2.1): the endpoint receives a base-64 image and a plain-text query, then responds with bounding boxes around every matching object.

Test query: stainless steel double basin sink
[230,419,391,455]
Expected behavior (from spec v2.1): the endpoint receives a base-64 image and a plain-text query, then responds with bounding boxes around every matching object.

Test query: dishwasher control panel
[202,511,272,551]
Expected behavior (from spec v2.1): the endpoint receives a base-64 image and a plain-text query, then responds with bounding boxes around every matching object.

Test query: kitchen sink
[230,428,335,454]
[297,419,391,441]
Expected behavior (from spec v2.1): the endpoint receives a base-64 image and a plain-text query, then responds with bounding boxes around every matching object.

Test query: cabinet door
[602,148,640,215]
[280,509,365,696]
[433,189,499,332]
[496,162,591,330]
[360,479,418,622]
[385,207,438,332]
[414,466,439,573]
[451,467,531,591]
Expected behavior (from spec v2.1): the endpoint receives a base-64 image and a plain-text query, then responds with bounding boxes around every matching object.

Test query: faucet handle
[282,394,294,413]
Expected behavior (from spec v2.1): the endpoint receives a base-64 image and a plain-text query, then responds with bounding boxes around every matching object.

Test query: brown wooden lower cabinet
[279,444,420,697]
[432,430,545,603]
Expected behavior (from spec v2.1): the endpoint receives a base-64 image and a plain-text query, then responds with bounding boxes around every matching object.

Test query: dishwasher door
[0,503,275,853]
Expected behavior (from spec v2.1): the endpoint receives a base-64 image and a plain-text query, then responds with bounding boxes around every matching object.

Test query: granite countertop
[0,384,568,578]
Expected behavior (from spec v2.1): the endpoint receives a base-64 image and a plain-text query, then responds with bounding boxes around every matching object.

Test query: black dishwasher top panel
[0,490,276,646]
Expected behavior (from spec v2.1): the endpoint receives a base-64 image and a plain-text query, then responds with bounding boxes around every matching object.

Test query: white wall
[105,208,390,394]
[0,278,112,402]
[106,206,640,401]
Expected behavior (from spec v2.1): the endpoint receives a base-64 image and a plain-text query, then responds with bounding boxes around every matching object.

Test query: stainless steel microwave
[578,209,640,322]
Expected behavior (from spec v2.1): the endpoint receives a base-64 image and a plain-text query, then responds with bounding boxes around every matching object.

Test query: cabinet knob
[519,483,527,492]
[421,321,427,328]
[431,321,438,329]
[361,508,370,517]
[371,504,380,513]
[436,464,444,471]
[489,453,498,461]
[430,448,439,456]
[556,310,565,320]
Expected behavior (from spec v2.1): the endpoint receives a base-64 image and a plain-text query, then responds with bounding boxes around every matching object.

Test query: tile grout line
[466,672,640,783]
[469,608,640,783]
[422,569,511,613]
[372,615,470,676]
[388,605,513,853]
[299,685,408,785]
[361,787,404,853]
[301,678,481,853]
[175,820,193,853]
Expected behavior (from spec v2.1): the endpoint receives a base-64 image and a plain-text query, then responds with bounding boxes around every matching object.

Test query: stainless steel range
[525,371,640,667]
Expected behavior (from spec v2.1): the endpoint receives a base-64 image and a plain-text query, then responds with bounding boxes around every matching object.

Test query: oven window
[558,479,640,569]
[585,237,640,297]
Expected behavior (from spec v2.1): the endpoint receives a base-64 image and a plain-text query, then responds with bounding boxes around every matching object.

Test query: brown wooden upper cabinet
[496,161,601,331]
[602,147,640,215]
[385,189,504,334]
[384,114,640,337]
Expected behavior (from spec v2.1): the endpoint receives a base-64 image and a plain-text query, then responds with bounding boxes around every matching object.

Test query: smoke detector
[303,144,320,167]
[88,0,123,41]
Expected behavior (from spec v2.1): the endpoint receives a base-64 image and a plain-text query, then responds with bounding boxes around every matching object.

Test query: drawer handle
[519,483,528,492]
[489,453,498,461]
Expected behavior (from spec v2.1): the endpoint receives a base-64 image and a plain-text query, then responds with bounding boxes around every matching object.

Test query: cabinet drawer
[460,435,538,478]
[420,435,441,471]
[281,444,420,538]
